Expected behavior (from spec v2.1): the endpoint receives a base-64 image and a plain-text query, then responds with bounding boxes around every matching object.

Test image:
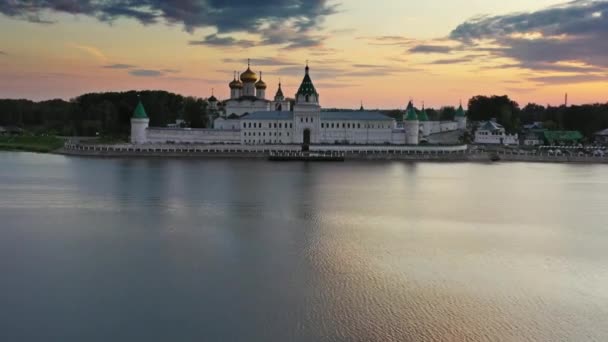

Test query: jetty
[268,151,345,162]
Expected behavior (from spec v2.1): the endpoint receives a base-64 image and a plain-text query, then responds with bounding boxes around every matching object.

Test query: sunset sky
[1,0,607,108]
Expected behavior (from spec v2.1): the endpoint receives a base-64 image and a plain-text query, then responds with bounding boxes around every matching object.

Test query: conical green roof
[296,65,318,97]
[455,104,466,117]
[418,107,429,121]
[133,98,148,119]
[405,101,418,121]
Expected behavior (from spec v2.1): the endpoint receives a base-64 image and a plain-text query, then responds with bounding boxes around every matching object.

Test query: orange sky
[0,0,606,108]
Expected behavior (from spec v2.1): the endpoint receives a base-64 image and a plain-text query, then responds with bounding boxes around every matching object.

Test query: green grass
[0,136,64,153]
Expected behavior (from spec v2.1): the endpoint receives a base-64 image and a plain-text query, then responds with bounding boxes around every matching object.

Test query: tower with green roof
[404,100,420,145]
[455,101,467,130]
[130,95,149,144]
[419,103,432,137]
[293,62,321,145]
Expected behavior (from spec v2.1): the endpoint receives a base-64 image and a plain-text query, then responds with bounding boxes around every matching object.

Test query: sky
[0,0,607,109]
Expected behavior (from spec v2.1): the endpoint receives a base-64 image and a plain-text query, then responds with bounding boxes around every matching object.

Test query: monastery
[131,62,467,146]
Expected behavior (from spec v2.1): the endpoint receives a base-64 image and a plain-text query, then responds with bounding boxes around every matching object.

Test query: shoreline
[53,144,608,164]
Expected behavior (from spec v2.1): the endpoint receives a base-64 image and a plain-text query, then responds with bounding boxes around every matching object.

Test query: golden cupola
[240,59,258,83]
[229,71,243,89]
[255,71,267,89]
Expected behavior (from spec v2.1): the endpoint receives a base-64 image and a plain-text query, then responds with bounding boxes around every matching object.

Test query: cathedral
[131,61,467,146]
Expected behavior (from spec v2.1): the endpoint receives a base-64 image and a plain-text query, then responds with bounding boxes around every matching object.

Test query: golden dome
[229,71,243,89]
[229,79,243,89]
[255,71,267,89]
[240,67,257,83]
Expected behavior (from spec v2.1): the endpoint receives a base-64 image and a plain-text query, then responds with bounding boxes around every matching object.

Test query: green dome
[132,98,148,119]
[455,104,466,117]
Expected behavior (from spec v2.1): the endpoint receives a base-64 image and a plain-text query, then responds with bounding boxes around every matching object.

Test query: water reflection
[0,152,607,341]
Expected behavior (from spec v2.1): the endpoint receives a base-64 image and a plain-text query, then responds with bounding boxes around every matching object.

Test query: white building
[594,128,608,144]
[131,63,466,146]
[474,120,518,145]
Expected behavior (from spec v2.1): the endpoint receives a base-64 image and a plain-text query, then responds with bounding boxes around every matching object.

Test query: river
[1,152,607,341]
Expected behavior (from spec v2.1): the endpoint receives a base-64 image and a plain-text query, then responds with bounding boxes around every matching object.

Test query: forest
[0,91,209,138]
[1,92,608,138]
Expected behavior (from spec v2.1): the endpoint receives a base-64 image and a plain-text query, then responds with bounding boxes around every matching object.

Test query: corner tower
[419,103,431,137]
[455,102,467,130]
[130,96,149,144]
[404,101,419,145]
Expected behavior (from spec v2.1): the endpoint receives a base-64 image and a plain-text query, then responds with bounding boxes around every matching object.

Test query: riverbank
[54,142,608,163]
[0,136,64,153]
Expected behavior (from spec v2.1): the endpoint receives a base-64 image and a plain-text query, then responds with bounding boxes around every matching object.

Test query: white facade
[474,121,519,145]
[224,98,270,117]
[130,63,466,146]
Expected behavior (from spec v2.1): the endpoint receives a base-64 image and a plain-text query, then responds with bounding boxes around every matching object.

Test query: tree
[439,106,456,121]
[468,95,520,133]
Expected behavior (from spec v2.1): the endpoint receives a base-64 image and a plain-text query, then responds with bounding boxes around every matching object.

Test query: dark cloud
[450,0,608,70]
[189,34,255,48]
[129,69,163,77]
[358,36,416,46]
[428,57,473,65]
[483,62,604,73]
[409,44,452,54]
[0,0,338,48]
[528,74,608,85]
[103,63,134,69]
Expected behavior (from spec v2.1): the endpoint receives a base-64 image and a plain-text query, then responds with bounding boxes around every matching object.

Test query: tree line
[1,92,607,138]
[467,95,608,137]
[0,91,209,138]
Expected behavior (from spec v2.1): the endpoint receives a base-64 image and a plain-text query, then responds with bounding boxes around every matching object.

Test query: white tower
[455,102,467,130]
[419,103,432,137]
[130,97,149,144]
[255,71,267,99]
[404,101,419,145]
[272,81,290,111]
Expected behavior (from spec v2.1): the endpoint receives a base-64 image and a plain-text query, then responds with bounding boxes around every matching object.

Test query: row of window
[244,132,290,137]
[244,139,285,144]
[477,131,504,136]
[243,121,391,130]
[244,122,293,129]
[321,122,391,129]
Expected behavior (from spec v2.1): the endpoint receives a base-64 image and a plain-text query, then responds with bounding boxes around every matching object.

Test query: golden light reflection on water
[1,153,608,341]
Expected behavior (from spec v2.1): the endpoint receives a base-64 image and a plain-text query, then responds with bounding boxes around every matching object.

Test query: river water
[1,152,607,341]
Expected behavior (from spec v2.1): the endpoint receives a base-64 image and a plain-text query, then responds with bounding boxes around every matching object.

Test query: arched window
[305,95,310,102]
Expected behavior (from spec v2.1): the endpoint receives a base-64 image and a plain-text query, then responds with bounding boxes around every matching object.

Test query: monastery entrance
[302,129,311,152]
